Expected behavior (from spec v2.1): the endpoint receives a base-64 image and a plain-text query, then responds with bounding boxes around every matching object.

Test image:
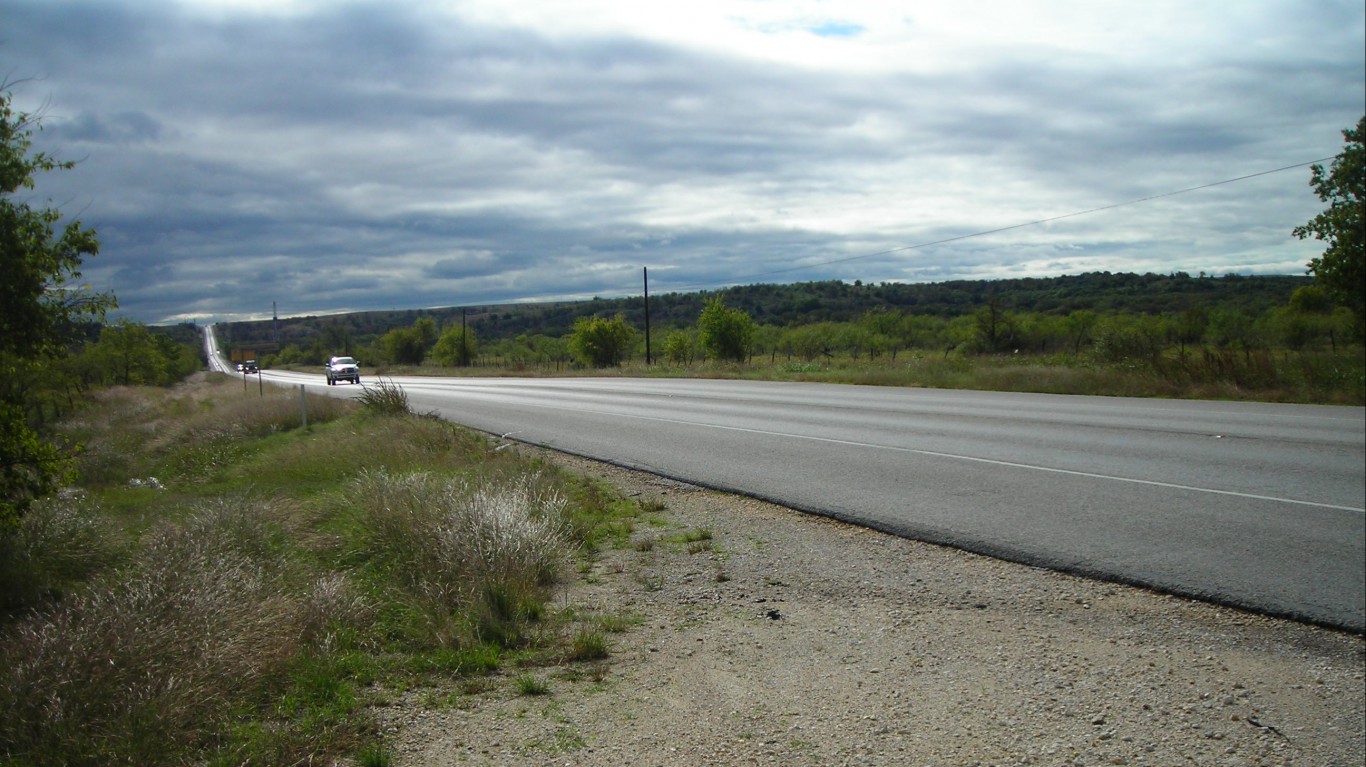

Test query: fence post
[300,384,308,429]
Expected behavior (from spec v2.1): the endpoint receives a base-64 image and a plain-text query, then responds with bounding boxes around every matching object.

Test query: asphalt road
[209,337,1365,631]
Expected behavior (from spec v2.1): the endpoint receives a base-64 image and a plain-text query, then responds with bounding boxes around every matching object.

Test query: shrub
[515,674,550,696]
[0,494,123,613]
[698,298,755,362]
[357,378,410,416]
[0,499,307,765]
[568,315,636,368]
[353,470,569,646]
[567,628,609,661]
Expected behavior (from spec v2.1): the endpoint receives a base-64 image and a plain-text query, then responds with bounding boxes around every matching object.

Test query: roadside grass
[715,348,1366,404]
[346,346,1365,405]
[0,374,646,767]
[566,627,610,661]
[355,376,411,416]
[514,674,551,696]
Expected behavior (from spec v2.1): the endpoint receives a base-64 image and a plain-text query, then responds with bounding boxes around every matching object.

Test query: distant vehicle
[243,360,259,374]
[236,362,244,371]
[325,356,360,385]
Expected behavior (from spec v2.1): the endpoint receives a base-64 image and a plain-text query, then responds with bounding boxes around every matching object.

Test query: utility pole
[643,267,652,365]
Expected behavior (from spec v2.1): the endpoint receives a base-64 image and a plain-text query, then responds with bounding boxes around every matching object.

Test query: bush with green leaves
[568,314,636,368]
[662,329,697,365]
[431,324,478,366]
[1294,115,1364,338]
[698,298,754,362]
[1,86,114,526]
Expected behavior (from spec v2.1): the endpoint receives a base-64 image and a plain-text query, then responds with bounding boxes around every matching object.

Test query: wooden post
[643,267,652,365]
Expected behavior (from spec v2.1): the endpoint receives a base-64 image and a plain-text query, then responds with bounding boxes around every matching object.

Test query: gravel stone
[369,449,1366,767]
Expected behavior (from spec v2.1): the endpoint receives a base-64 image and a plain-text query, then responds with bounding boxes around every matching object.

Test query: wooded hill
[224,271,1313,349]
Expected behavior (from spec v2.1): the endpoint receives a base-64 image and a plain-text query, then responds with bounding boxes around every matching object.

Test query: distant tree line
[233,115,1363,390]
[230,271,1324,356]
[239,271,1358,373]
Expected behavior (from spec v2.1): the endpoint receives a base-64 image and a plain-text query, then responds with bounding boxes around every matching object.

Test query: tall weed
[0,497,355,766]
[64,378,352,488]
[356,378,410,416]
[0,495,124,612]
[353,469,568,646]
[2,374,642,766]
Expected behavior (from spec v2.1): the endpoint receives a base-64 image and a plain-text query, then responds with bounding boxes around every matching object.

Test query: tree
[697,298,754,362]
[1063,310,1097,355]
[73,321,200,386]
[431,325,478,367]
[412,317,438,349]
[92,320,163,385]
[854,309,893,359]
[568,315,636,367]
[783,323,836,361]
[379,318,438,365]
[1172,306,1207,356]
[1091,313,1167,363]
[1294,116,1364,336]
[972,296,1017,353]
[1274,285,1338,351]
[1,86,114,526]
[661,329,697,365]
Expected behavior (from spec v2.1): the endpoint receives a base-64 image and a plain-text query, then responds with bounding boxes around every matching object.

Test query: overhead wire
[660,156,1334,293]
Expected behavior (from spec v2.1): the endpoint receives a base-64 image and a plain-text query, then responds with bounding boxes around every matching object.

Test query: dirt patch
[374,450,1365,766]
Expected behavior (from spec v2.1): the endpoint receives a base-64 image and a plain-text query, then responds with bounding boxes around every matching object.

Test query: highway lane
[207,334,1365,630]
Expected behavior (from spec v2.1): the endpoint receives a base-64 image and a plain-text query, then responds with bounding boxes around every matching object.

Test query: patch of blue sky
[808,21,864,37]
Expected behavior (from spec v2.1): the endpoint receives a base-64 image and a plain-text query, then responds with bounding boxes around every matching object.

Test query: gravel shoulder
[377,449,1365,767]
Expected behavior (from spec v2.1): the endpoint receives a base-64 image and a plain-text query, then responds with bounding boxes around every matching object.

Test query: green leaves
[0,403,72,529]
[1,85,114,521]
[568,314,636,367]
[698,297,754,362]
[1294,116,1364,336]
[1,95,112,361]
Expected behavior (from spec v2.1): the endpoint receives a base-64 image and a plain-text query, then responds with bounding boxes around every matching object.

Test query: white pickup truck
[325,356,360,385]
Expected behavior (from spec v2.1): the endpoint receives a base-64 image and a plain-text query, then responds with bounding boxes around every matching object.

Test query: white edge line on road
[270,374,1366,514]
[668,414,1365,513]
[438,394,1366,514]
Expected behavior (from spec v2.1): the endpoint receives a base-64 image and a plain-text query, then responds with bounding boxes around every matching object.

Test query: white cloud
[2,0,1361,322]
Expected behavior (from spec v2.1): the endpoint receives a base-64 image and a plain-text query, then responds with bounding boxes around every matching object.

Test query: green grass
[679,527,713,543]
[355,377,411,416]
[354,346,1365,405]
[514,674,551,696]
[566,628,610,661]
[357,742,394,767]
[0,374,646,767]
[595,611,640,634]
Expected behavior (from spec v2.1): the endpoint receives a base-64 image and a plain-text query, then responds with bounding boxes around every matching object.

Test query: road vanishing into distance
[205,332,1365,632]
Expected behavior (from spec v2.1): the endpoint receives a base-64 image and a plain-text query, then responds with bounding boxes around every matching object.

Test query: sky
[3,0,1363,324]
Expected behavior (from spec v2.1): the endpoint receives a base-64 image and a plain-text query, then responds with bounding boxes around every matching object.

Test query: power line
[663,157,1333,292]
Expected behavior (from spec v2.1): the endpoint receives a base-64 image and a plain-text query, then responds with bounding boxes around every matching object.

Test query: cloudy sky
[4,0,1363,324]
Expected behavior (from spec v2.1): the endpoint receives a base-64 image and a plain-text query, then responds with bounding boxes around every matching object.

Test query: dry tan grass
[353,469,569,645]
[0,495,123,611]
[0,496,338,765]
